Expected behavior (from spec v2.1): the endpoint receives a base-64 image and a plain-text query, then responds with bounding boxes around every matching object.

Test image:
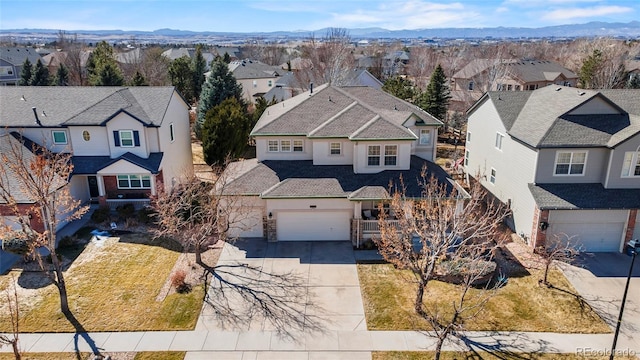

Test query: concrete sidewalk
[1,329,636,358]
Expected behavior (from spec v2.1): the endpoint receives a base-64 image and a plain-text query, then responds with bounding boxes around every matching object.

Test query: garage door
[228,208,264,238]
[277,211,350,241]
[548,210,626,252]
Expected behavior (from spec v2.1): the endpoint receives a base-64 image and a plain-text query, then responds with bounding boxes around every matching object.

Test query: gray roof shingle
[262,178,346,198]
[71,152,163,175]
[529,183,640,210]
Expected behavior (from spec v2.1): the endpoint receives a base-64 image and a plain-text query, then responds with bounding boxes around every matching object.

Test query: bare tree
[299,28,355,86]
[64,40,88,86]
[0,133,88,317]
[537,233,581,287]
[139,47,170,86]
[0,275,21,360]
[376,172,510,359]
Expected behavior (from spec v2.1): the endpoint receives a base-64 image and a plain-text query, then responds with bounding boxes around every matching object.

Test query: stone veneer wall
[266,218,277,242]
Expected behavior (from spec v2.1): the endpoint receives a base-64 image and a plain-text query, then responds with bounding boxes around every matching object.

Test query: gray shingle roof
[0,87,178,128]
[0,47,42,66]
[252,84,440,140]
[529,183,640,210]
[225,156,454,199]
[479,86,640,148]
[71,152,164,175]
[229,60,281,80]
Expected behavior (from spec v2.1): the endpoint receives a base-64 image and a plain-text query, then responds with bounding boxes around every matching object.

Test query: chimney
[32,107,42,126]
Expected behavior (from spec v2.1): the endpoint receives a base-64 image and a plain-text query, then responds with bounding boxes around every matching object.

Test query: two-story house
[0,47,43,86]
[465,85,640,252]
[0,86,193,217]
[228,60,282,104]
[223,84,463,244]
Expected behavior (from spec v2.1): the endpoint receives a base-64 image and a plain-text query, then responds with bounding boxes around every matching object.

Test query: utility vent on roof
[556,87,562,91]
[578,91,586,96]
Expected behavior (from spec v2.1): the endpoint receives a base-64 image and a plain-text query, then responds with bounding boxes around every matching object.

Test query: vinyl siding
[312,139,354,165]
[606,132,640,189]
[255,137,312,161]
[535,147,608,184]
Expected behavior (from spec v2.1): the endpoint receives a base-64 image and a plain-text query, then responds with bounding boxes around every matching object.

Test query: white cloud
[496,6,509,13]
[543,5,633,21]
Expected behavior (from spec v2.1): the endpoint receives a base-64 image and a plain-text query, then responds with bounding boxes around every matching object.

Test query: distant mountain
[3,21,640,40]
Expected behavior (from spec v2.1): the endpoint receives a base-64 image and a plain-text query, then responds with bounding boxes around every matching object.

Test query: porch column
[150,174,157,196]
[354,201,362,219]
[97,175,107,206]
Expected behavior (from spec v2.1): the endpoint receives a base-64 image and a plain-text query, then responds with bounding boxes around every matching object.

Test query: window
[119,130,134,147]
[621,152,640,177]
[554,151,587,175]
[268,80,273,87]
[368,145,380,166]
[252,80,257,88]
[330,142,341,155]
[466,131,471,142]
[468,81,474,90]
[507,84,512,91]
[268,140,279,152]
[490,168,496,184]
[495,132,504,150]
[169,123,175,142]
[82,130,90,142]
[419,129,431,145]
[293,140,304,152]
[464,150,469,166]
[117,175,151,189]
[514,85,521,91]
[280,140,291,152]
[52,131,67,144]
[384,145,397,166]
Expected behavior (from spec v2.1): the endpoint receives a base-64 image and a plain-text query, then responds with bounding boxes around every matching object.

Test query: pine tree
[191,45,207,101]
[87,41,124,86]
[201,97,250,165]
[195,57,244,139]
[130,70,148,86]
[19,58,33,85]
[579,49,603,89]
[223,52,231,64]
[30,59,50,86]
[415,64,451,122]
[169,56,194,102]
[382,76,417,102]
[54,64,70,86]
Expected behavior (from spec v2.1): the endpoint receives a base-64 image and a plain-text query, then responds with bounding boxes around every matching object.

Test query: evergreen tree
[223,52,231,64]
[201,97,250,165]
[415,64,451,122]
[579,49,603,89]
[54,64,70,86]
[30,59,50,86]
[19,58,33,85]
[195,57,244,139]
[382,76,417,102]
[169,56,194,102]
[252,96,278,126]
[628,73,640,89]
[87,41,124,86]
[191,45,207,101]
[130,70,148,86]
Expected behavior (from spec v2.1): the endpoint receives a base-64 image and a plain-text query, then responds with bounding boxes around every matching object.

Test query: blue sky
[0,0,638,32]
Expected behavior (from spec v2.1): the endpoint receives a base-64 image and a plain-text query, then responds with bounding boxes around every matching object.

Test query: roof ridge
[308,101,359,137]
[62,87,129,126]
[349,115,381,139]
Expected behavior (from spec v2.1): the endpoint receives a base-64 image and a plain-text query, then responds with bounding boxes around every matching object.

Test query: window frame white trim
[490,168,496,185]
[117,174,152,189]
[119,130,135,148]
[169,123,175,142]
[293,140,304,152]
[419,129,432,146]
[280,139,292,152]
[466,131,471,143]
[621,151,640,177]
[384,145,398,166]
[553,150,588,176]
[267,140,279,152]
[52,130,67,145]
[367,145,381,166]
[464,149,469,166]
[495,132,504,150]
[329,142,342,156]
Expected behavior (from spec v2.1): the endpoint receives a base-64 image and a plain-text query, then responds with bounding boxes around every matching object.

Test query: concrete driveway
[562,252,640,353]
[196,239,366,336]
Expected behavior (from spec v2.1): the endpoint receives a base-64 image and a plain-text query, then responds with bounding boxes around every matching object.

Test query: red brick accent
[155,170,164,193]
[102,175,152,198]
[625,209,638,242]
[0,203,45,232]
[530,206,549,249]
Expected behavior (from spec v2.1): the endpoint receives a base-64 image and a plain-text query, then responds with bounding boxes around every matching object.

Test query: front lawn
[0,233,204,332]
[373,352,637,360]
[358,263,610,333]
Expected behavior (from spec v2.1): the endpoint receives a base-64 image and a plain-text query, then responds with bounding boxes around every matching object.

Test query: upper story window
[52,130,67,144]
[82,130,90,142]
[466,131,471,142]
[268,80,273,87]
[169,123,175,142]
[621,152,640,177]
[384,145,398,166]
[268,140,279,152]
[114,130,139,148]
[330,142,341,155]
[117,174,151,189]
[495,132,504,150]
[293,140,304,152]
[368,145,381,166]
[515,85,521,91]
[419,129,431,145]
[490,168,496,184]
[280,140,291,152]
[468,81,474,90]
[464,150,470,166]
[554,151,587,176]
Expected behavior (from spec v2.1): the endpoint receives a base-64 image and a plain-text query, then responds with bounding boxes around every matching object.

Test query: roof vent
[578,91,586,96]
[556,87,562,91]
[20,95,26,101]
[32,107,42,126]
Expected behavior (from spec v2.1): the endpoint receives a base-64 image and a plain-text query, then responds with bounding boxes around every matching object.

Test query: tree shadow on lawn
[459,332,555,359]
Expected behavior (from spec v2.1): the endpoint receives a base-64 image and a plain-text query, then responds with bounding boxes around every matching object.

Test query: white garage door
[228,208,264,238]
[548,210,626,252]
[277,211,350,241]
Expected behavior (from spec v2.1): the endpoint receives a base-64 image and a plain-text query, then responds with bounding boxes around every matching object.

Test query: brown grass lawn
[373,352,637,360]
[0,234,204,332]
[358,263,610,333]
[0,352,185,360]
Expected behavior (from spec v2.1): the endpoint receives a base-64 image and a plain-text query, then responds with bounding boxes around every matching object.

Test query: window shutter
[113,131,120,147]
[133,131,140,146]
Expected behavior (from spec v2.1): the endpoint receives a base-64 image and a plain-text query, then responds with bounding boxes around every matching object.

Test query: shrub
[116,203,136,220]
[137,206,156,224]
[170,269,192,294]
[91,206,112,223]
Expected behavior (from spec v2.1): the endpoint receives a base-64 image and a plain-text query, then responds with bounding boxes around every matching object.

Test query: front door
[88,176,99,198]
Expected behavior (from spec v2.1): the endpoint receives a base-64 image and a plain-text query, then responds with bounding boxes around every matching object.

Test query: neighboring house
[465,85,640,253]
[450,59,578,112]
[0,47,43,86]
[0,86,193,213]
[224,84,461,244]
[229,59,282,104]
